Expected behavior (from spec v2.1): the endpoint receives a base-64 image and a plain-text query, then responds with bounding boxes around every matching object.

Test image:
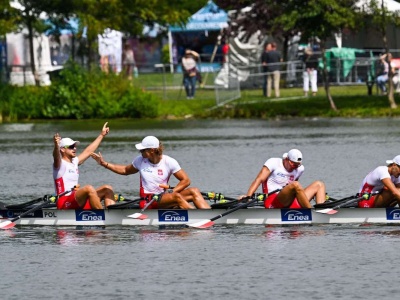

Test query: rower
[52,122,116,210]
[90,136,211,209]
[241,149,326,208]
[357,155,400,208]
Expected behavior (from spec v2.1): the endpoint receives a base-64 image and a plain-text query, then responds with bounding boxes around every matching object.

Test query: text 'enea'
[158,210,188,222]
[386,208,400,220]
[281,209,312,222]
[76,210,105,222]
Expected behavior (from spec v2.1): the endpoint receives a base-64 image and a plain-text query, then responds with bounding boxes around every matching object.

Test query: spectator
[182,49,199,99]
[376,53,393,95]
[261,43,272,97]
[303,47,319,97]
[123,42,136,80]
[263,42,282,98]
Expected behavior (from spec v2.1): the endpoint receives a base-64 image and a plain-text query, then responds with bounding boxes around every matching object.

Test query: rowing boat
[1,206,400,226]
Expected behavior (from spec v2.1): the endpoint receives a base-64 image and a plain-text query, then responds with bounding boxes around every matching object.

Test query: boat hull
[2,207,400,227]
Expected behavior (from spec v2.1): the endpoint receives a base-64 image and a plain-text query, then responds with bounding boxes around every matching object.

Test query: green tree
[356,0,400,109]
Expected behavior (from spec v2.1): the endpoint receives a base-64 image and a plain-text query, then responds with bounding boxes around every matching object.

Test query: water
[1,118,400,300]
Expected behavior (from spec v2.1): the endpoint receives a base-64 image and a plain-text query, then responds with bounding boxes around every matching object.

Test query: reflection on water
[3,119,400,299]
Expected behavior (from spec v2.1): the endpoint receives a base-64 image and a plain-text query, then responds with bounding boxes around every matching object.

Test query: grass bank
[155,85,400,119]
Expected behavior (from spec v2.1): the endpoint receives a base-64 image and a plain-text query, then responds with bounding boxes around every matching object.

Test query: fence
[2,52,398,105]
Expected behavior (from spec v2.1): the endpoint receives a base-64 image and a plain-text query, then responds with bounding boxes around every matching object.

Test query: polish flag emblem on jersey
[158,169,163,176]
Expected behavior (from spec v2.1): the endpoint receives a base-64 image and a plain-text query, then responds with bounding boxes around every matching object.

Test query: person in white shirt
[357,155,400,208]
[182,49,199,99]
[53,122,115,209]
[242,149,326,208]
[90,136,210,209]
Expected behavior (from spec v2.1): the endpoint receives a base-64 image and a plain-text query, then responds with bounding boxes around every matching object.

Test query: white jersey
[133,154,181,195]
[262,157,305,193]
[53,158,79,195]
[359,166,400,193]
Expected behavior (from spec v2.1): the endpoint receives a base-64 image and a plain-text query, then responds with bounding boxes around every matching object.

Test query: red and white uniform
[53,158,86,209]
[133,154,181,198]
[262,158,304,209]
[358,166,400,208]
[54,158,79,196]
[262,158,304,192]
[359,166,399,194]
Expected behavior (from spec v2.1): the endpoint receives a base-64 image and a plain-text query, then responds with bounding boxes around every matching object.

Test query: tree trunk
[27,19,39,86]
[321,45,337,111]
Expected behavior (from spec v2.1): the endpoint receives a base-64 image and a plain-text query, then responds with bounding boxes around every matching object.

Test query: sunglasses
[64,144,77,150]
[140,149,149,153]
[288,160,301,169]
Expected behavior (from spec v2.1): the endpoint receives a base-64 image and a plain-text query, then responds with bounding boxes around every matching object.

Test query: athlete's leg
[158,193,194,209]
[304,180,326,204]
[180,187,211,209]
[276,181,311,208]
[96,184,115,207]
[75,185,103,209]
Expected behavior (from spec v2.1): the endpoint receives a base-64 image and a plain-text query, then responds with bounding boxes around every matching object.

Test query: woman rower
[90,136,210,209]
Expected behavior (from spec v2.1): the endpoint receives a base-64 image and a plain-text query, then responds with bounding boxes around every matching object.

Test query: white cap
[135,136,160,150]
[283,149,303,163]
[386,155,400,165]
[59,138,80,148]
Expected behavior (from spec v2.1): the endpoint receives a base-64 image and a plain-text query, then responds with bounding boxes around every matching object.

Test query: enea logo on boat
[281,209,312,222]
[75,210,105,222]
[158,210,188,222]
[386,208,400,220]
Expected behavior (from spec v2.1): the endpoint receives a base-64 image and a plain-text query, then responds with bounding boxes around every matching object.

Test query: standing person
[376,53,392,95]
[90,136,211,209]
[182,49,199,99]
[242,149,326,209]
[264,42,282,98]
[53,122,115,210]
[357,155,400,208]
[303,47,319,96]
[261,43,272,97]
[123,42,136,80]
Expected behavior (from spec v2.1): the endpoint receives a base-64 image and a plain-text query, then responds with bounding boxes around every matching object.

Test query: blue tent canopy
[169,0,228,32]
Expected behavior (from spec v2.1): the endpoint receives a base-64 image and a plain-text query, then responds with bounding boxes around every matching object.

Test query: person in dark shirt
[262,42,282,98]
[261,43,272,97]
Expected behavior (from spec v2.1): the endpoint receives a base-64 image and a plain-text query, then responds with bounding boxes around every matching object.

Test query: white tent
[355,0,400,12]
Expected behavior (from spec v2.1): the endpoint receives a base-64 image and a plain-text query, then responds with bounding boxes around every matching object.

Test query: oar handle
[333,191,379,210]
[10,185,79,223]
[209,189,280,222]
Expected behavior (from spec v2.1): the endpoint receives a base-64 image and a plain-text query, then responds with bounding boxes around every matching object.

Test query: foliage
[0,62,160,121]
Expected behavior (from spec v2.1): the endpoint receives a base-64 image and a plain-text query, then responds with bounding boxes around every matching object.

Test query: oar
[0,185,79,230]
[314,195,357,209]
[187,189,280,229]
[201,192,239,202]
[316,192,378,215]
[126,184,169,220]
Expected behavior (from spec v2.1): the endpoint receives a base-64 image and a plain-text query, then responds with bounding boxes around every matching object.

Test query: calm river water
[1,118,400,300]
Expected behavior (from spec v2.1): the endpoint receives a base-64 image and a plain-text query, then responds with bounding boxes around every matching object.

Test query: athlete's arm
[246,166,271,197]
[53,133,61,169]
[78,122,109,165]
[382,178,400,200]
[172,169,191,193]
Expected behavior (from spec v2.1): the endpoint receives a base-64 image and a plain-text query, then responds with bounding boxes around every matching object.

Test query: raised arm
[78,122,109,165]
[53,133,62,169]
[90,152,138,175]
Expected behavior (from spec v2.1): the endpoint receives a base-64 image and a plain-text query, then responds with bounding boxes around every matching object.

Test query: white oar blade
[126,213,148,220]
[0,221,16,230]
[316,208,338,215]
[187,220,214,229]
